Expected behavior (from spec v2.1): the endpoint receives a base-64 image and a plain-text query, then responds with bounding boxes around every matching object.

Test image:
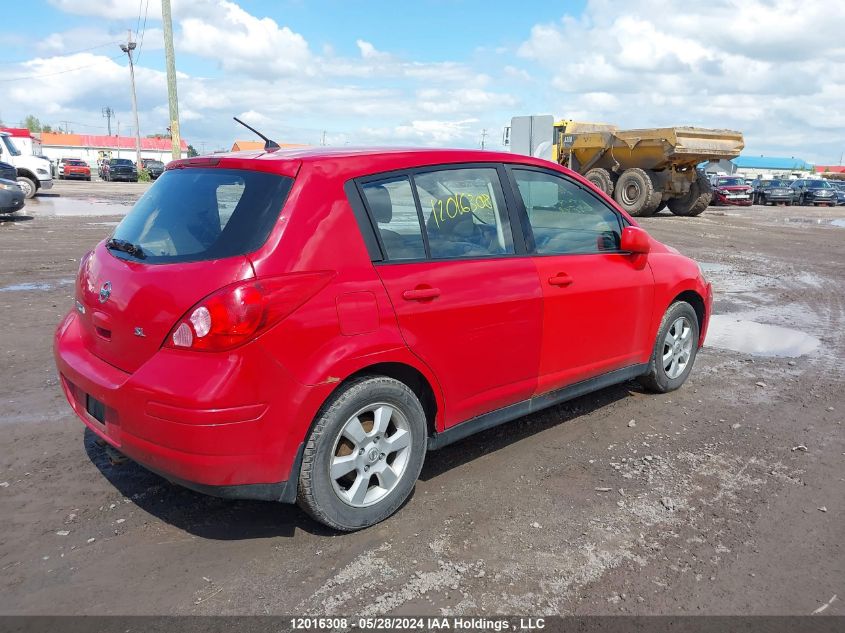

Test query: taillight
[164,272,333,352]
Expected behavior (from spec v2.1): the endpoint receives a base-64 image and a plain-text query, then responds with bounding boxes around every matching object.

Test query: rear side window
[361,177,426,261]
[110,168,293,263]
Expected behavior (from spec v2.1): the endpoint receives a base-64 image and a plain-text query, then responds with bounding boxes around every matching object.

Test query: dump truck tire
[584,168,614,196]
[668,173,711,217]
[639,191,663,216]
[613,168,654,216]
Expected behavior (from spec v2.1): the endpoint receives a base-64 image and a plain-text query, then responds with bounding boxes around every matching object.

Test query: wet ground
[1,181,843,616]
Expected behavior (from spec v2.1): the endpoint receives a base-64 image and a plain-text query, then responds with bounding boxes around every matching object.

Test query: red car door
[359,167,543,428]
[507,166,655,394]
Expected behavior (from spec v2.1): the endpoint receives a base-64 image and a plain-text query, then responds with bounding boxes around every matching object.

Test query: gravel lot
[1,180,843,616]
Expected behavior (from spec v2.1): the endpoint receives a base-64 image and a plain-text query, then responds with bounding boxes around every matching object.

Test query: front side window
[413,167,514,259]
[1,136,21,157]
[513,169,622,255]
[361,177,426,261]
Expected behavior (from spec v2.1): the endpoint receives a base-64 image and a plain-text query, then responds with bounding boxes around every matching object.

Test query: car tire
[638,301,700,394]
[16,176,37,199]
[613,168,654,216]
[297,376,427,531]
[584,168,614,196]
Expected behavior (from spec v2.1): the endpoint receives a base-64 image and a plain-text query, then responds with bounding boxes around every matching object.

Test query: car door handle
[402,287,441,301]
[548,274,573,287]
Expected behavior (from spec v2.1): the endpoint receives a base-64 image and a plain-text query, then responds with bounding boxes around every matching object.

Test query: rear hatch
[76,166,294,373]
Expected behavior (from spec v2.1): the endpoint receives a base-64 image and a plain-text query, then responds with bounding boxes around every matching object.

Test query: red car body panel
[54,147,711,497]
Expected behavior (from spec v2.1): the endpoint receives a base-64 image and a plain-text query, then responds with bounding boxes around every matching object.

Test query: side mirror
[621,226,650,254]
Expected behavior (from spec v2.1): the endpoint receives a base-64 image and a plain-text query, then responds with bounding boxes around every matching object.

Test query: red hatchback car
[54,147,711,531]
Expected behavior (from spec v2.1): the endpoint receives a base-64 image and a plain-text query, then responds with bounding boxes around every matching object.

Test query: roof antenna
[233,116,280,151]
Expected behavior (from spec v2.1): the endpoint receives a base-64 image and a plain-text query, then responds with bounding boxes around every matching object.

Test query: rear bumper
[53,312,323,501]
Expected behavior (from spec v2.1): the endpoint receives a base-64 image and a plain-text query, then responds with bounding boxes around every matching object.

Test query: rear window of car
[109,168,293,264]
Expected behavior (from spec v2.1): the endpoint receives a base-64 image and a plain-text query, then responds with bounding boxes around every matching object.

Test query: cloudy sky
[1,0,843,162]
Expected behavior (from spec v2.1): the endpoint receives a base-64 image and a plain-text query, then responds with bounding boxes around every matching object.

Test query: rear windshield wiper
[106,238,146,259]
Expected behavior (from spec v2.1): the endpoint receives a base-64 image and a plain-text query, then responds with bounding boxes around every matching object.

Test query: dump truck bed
[558,125,744,172]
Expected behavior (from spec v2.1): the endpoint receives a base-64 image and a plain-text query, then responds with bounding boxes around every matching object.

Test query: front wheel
[16,176,37,199]
[297,376,427,531]
[638,301,700,393]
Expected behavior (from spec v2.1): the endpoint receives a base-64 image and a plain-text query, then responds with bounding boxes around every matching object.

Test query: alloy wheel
[329,402,412,508]
[662,316,693,379]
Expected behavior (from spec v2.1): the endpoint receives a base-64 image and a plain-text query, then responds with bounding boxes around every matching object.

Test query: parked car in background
[790,179,837,206]
[0,160,16,181]
[101,158,138,182]
[710,176,752,206]
[140,158,165,180]
[58,158,92,181]
[831,181,845,206]
[0,160,25,213]
[751,178,793,205]
[54,146,712,531]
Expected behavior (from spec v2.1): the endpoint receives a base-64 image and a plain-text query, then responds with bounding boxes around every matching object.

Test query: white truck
[0,132,54,199]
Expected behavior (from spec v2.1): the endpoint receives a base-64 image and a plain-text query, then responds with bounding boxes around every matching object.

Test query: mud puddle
[784,216,845,227]
[706,315,820,357]
[0,278,74,292]
[26,197,130,217]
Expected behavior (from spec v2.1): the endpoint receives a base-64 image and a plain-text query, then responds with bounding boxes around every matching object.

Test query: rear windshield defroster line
[108,168,294,264]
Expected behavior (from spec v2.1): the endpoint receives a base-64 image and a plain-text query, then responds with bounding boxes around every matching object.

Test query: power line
[135,0,151,64]
[0,54,124,82]
[0,41,122,65]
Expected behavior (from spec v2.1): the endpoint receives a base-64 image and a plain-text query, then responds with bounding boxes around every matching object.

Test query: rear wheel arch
[341,362,439,437]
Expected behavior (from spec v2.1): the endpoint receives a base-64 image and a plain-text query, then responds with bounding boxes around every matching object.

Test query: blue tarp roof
[733,156,814,170]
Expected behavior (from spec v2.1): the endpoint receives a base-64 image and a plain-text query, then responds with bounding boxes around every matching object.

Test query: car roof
[173,146,561,179]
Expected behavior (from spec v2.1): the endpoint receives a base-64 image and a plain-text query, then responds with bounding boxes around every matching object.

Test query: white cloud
[179,1,313,76]
[517,0,845,162]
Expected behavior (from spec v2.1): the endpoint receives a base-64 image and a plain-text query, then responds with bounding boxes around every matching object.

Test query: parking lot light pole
[120,31,143,170]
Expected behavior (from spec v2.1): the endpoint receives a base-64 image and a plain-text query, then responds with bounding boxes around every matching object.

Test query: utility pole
[102,107,114,135]
[321,130,327,146]
[480,128,488,150]
[120,31,142,168]
[161,0,182,160]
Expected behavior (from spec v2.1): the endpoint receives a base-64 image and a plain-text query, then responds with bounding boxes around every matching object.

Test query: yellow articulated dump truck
[508,115,744,217]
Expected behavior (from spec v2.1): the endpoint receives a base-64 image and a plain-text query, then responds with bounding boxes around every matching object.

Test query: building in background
[730,155,815,179]
[39,132,189,167]
[815,165,845,178]
[230,140,309,152]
